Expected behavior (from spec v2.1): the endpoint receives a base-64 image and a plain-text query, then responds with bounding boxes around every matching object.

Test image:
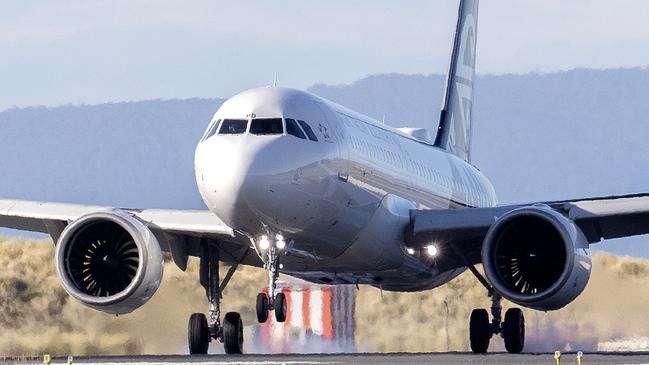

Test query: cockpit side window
[219,119,248,135]
[250,118,283,135]
[201,119,221,141]
[297,120,319,142]
[285,118,307,139]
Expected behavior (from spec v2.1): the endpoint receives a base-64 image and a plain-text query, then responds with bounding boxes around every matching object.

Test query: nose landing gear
[188,243,246,355]
[255,234,288,323]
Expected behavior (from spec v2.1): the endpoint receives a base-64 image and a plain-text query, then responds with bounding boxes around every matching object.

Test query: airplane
[1,0,648,355]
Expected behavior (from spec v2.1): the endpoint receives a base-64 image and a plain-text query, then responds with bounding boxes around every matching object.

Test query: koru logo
[318,123,331,139]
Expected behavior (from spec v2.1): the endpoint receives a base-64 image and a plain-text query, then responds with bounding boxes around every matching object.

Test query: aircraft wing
[408,193,649,266]
[0,199,252,270]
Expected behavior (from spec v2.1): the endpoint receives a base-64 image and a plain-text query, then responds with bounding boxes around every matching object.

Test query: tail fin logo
[434,0,479,163]
[450,13,476,161]
[462,17,477,69]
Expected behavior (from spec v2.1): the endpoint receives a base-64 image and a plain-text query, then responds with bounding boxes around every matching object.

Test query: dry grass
[0,236,648,355]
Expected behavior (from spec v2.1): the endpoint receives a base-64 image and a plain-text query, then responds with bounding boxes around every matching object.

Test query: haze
[2,0,649,110]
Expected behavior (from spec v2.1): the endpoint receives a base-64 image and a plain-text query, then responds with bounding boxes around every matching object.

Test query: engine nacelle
[481,205,591,311]
[55,210,164,314]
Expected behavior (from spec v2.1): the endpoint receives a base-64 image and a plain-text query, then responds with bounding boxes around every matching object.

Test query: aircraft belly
[278,190,467,292]
[275,150,462,288]
[281,266,467,292]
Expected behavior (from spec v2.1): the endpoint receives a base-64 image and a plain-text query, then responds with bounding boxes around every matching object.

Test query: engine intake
[482,205,591,311]
[55,210,164,314]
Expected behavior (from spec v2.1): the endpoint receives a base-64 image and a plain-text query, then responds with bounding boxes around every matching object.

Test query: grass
[0,236,648,355]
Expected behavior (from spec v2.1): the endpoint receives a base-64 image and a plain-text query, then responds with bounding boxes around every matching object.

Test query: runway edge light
[554,351,561,365]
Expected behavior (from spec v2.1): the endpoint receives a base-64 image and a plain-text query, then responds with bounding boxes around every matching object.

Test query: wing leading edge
[408,193,649,264]
[0,199,250,270]
[0,199,234,237]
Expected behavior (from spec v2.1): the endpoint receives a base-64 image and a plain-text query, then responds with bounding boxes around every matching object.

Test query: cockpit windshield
[297,120,319,141]
[204,117,315,140]
[201,119,221,141]
[285,118,306,139]
[250,118,283,135]
[219,119,248,135]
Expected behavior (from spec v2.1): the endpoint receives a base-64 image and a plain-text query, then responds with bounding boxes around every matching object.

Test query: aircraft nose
[195,137,278,232]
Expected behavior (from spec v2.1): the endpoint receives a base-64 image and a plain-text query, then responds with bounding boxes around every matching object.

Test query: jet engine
[55,210,164,314]
[481,205,591,311]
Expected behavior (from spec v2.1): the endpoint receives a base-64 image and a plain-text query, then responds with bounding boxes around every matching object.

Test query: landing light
[259,235,270,250]
[276,239,286,250]
[406,247,415,255]
[426,244,438,257]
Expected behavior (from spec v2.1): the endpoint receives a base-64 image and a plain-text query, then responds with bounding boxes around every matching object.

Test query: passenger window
[285,118,307,139]
[297,120,319,142]
[250,118,283,135]
[219,119,248,135]
[202,119,221,141]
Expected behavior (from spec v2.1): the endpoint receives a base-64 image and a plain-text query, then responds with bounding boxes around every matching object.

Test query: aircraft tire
[223,312,244,354]
[188,313,209,355]
[256,293,269,323]
[274,292,287,322]
[503,308,525,354]
[469,308,490,354]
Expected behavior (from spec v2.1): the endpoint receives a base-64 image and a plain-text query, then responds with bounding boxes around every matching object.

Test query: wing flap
[558,195,649,241]
[564,195,649,219]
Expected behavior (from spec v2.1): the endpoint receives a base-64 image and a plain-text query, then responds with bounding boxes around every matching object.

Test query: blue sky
[1,0,649,110]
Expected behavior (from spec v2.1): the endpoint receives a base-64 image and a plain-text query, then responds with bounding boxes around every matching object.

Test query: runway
[12,353,649,365]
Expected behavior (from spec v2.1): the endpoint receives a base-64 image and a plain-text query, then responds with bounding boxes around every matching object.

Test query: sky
[1,0,649,111]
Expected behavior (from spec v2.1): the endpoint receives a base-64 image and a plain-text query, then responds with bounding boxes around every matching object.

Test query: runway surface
[10,353,649,365]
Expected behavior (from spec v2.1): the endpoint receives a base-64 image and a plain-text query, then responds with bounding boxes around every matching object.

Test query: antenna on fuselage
[266,73,279,89]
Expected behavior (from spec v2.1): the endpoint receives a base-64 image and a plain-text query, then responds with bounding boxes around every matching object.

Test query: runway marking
[75,361,342,365]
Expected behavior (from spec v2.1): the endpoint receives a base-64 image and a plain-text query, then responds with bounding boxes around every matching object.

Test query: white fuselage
[194,87,497,291]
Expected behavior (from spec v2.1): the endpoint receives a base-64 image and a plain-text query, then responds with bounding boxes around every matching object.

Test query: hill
[0,98,221,210]
[2,68,649,257]
[309,68,649,203]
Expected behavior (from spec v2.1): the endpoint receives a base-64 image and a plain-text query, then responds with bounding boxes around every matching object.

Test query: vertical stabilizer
[434,0,479,162]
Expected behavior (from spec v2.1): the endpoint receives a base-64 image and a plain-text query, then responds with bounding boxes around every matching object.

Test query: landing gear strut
[256,235,287,323]
[188,243,244,355]
[466,264,525,354]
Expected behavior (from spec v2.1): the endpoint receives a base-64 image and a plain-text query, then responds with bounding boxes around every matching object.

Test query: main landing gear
[188,244,245,355]
[255,234,287,324]
[466,265,525,354]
